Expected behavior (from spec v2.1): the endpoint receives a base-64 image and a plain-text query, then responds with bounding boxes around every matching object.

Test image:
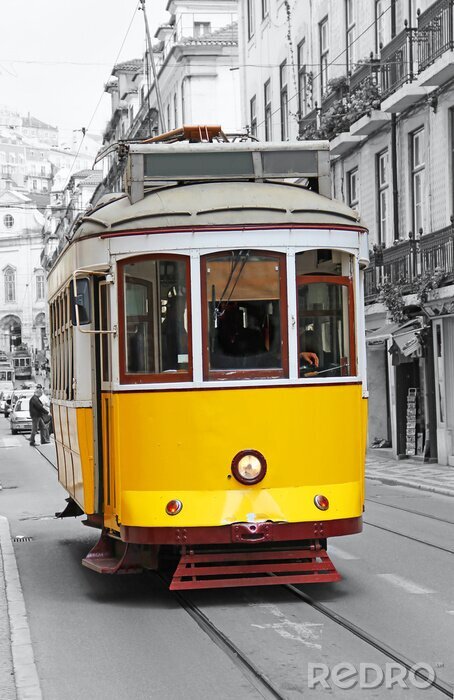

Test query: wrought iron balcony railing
[364,224,454,305]
[380,28,414,99]
[419,223,454,280]
[417,0,454,73]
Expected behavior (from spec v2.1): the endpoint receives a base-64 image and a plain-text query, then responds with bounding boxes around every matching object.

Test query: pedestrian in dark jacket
[29,386,50,446]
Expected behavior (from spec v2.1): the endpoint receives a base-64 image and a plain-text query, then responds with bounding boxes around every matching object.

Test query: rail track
[363,520,454,555]
[365,497,454,526]
[156,568,453,699]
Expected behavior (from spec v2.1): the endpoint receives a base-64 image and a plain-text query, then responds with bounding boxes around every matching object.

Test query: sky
[0,0,169,136]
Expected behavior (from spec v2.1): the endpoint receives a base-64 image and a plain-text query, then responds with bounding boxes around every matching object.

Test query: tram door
[296,276,354,378]
[97,280,116,518]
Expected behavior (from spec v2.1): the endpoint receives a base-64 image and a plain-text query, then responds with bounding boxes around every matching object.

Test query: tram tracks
[282,583,454,698]
[156,572,286,700]
[363,520,454,555]
[365,497,454,526]
[156,569,453,699]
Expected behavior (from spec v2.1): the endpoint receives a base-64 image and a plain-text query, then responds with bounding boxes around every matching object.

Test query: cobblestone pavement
[366,448,454,497]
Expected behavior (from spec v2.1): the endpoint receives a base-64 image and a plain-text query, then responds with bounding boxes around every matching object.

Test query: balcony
[298,107,319,140]
[365,225,454,304]
[329,132,365,156]
[418,0,454,85]
[420,223,454,281]
[364,240,417,304]
[364,255,379,304]
[380,28,427,111]
[382,240,416,289]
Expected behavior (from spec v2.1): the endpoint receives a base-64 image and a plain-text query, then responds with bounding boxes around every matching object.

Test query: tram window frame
[117,253,192,384]
[296,275,356,378]
[201,250,289,381]
[49,285,75,400]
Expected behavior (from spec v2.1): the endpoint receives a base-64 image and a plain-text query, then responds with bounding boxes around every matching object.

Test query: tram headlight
[314,494,329,511]
[231,450,267,485]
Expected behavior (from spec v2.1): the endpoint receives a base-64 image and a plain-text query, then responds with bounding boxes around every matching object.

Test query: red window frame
[201,250,289,380]
[296,274,356,377]
[117,253,192,384]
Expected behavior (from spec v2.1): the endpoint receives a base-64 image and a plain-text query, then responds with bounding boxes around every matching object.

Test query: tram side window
[121,257,190,379]
[49,287,75,400]
[203,250,286,376]
[297,281,354,378]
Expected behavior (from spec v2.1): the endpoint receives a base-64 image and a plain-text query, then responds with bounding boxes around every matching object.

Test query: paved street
[0,417,453,699]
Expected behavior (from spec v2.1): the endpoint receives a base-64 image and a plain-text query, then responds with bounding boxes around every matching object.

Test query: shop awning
[366,321,403,341]
[389,318,423,358]
[366,319,424,357]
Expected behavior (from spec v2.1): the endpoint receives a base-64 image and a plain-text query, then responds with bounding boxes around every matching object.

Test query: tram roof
[73,180,364,240]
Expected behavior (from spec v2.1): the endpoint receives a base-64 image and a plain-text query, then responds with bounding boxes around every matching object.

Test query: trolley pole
[139,0,167,135]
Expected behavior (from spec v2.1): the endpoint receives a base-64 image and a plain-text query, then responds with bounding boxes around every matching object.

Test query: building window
[375,0,386,53]
[247,0,255,39]
[250,95,257,137]
[391,0,398,38]
[3,214,14,228]
[36,272,45,301]
[4,266,15,303]
[297,39,309,118]
[347,168,359,208]
[346,0,356,73]
[264,79,272,141]
[280,61,289,141]
[262,0,269,19]
[411,128,425,233]
[194,22,211,37]
[174,93,178,129]
[319,17,329,95]
[167,103,171,131]
[377,150,389,245]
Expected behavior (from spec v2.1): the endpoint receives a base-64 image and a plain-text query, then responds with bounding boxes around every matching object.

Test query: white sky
[0,0,169,135]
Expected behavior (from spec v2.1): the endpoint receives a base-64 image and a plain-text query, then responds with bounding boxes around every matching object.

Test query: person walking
[29,386,50,446]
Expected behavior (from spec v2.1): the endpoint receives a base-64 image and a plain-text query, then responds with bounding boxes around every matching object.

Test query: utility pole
[139,0,166,134]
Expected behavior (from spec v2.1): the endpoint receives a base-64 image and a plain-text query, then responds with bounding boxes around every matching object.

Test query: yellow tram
[48,127,369,589]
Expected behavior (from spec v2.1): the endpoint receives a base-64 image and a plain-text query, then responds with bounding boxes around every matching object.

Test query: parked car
[4,389,35,419]
[9,399,32,434]
[0,390,12,414]
[2,391,13,417]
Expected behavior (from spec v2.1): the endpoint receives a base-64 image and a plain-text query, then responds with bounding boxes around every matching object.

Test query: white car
[10,399,32,434]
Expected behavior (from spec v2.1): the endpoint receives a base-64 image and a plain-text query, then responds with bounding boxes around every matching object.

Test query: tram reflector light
[166,499,183,515]
[314,494,329,511]
[231,450,267,485]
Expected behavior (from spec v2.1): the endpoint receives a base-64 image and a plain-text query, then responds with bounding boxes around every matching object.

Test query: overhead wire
[66,1,141,180]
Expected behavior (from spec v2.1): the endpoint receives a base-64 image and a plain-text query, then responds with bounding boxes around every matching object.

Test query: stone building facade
[239,0,454,464]
[0,190,47,354]
[97,0,240,197]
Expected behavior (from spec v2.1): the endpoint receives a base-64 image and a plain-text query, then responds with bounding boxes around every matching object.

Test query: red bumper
[120,516,362,545]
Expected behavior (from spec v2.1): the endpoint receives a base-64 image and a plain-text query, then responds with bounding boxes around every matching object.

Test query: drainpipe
[391,114,399,242]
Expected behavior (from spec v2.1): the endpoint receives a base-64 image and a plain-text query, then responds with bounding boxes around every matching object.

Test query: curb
[0,516,42,700]
[366,474,454,498]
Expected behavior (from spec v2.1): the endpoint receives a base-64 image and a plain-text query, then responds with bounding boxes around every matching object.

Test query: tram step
[170,547,341,590]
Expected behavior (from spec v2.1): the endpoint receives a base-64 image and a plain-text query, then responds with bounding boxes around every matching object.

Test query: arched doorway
[0,315,21,353]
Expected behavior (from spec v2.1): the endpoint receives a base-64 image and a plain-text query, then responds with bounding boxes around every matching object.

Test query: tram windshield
[203,250,286,375]
[121,257,190,379]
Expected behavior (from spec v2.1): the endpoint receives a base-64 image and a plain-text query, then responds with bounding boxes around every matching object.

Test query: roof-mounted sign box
[124,141,331,203]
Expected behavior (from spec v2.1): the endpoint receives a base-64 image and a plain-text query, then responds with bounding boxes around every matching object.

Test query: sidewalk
[366,448,454,497]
